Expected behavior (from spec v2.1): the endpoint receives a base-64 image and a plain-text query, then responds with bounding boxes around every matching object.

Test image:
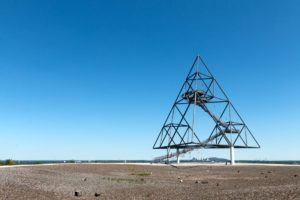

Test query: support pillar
[166,147,170,164]
[176,149,180,164]
[230,145,235,165]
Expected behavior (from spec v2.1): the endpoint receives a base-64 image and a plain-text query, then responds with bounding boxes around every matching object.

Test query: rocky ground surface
[0,163,299,199]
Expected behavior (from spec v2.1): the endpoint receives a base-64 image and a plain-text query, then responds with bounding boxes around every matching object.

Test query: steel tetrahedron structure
[153,56,260,162]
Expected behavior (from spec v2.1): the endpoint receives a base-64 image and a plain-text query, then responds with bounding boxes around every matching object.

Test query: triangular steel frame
[153,56,260,151]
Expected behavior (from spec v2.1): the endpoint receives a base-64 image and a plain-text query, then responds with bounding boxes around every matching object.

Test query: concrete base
[230,145,235,165]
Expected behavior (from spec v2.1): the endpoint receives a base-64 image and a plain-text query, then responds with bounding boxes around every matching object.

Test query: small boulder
[179,179,183,183]
[95,192,101,197]
[74,191,82,197]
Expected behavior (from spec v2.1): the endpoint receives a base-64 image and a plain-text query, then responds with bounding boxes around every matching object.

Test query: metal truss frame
[153,56,260,152]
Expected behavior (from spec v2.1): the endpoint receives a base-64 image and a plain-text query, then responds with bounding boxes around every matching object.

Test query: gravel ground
[0,163,299,199]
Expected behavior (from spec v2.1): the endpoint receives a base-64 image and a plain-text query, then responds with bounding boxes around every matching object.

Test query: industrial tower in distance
[153,56,260,165]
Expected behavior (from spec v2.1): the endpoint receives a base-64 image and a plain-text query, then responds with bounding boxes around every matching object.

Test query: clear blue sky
[0,0,299,160]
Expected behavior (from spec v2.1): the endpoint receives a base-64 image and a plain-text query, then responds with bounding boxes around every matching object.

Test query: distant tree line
[0,159,16,165]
